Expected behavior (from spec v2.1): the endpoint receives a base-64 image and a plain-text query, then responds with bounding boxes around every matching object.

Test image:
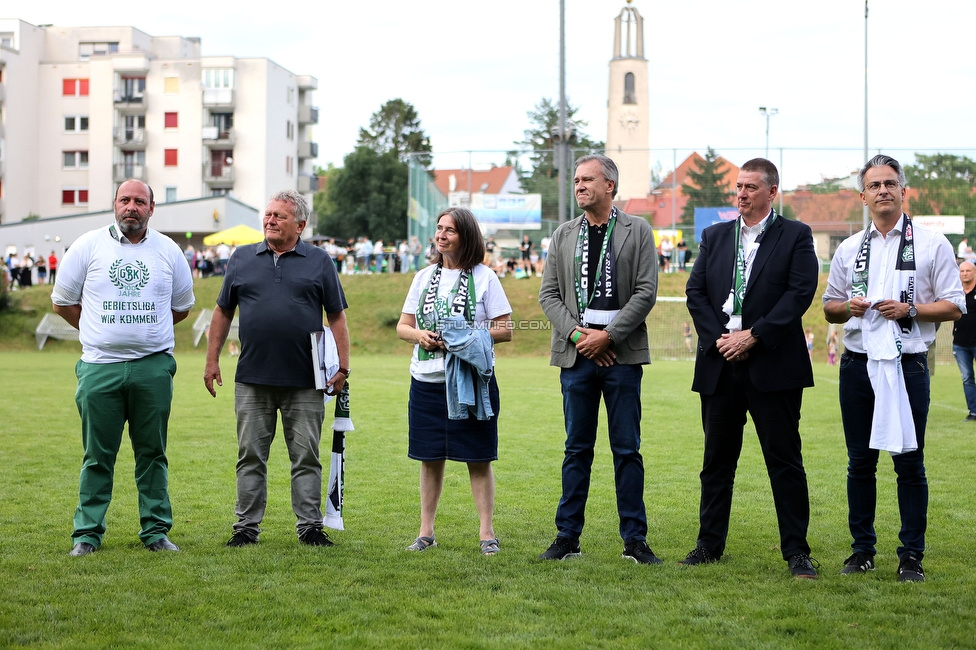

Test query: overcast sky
[16,0,976,189]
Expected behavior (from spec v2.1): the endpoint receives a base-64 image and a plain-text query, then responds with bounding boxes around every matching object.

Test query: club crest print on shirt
[109,259,150,294]
[100,258,159,325]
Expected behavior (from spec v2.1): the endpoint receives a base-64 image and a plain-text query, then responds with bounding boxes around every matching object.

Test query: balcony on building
[113,127,147,148]
[297,75,318,91]
[203,162,235,186]
[113,163,146,183]
[298,141,318,159]
[114,91,146,113]
[202,126,236,146]
[112,55,150,73]
[297,174,318,194]
[298,105,319,124]
[203,88,235,108]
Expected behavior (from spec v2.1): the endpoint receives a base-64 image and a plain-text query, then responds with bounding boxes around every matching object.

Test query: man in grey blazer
[538,154,660,564]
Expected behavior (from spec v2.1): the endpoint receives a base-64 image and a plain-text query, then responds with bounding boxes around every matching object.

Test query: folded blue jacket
[439,316,495,421]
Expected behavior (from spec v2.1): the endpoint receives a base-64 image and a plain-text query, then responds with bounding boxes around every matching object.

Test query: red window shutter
[62,190,75,204]
[78,189,89,203]
[164,112,178,128]
[79,79,89,95]
[164,149,178,166]
[62,79,75,95]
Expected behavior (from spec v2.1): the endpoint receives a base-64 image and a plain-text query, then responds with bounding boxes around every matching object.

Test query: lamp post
[758,106,778,158]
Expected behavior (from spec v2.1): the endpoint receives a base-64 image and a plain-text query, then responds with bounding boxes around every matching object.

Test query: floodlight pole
[557,0,568,224]
[863,0,870,230]
[758,106,778,159]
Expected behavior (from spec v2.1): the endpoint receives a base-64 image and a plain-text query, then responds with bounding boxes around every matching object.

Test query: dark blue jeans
[839,352,929,560]
[555,356,647,542]
[952,344,976,416]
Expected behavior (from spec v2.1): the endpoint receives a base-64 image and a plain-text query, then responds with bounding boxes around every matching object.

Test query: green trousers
[72,353,177,547]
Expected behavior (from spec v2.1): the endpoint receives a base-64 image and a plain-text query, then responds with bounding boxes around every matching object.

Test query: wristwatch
[907,304,917,319]
[336,367,351,378]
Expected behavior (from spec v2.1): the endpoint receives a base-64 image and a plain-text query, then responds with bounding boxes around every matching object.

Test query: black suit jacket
[686,212,818,395]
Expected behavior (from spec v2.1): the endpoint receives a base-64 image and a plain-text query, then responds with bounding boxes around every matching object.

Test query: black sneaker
[538,536,581,560]
[788,553,820,579]
[622,540,663,565]
[966,414,976,422]
[840,552,875,574]
[679,545,719,566]
[898,553,925,582]
[226,531,258,547]
[299,529,335,547]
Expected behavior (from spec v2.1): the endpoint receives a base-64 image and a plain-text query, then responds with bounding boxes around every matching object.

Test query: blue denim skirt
[408,377,499,462]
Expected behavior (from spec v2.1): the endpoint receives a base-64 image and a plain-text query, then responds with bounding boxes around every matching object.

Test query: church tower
[605,1,650,201]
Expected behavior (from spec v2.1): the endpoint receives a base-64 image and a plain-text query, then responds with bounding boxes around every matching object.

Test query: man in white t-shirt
[52,180,195,557]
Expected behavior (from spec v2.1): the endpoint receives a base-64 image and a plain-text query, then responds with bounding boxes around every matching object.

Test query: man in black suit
[682,158,820,578]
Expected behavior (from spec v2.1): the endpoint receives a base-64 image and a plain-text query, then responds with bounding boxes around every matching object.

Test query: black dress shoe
[69,542,97,557]
[146,538,180,552]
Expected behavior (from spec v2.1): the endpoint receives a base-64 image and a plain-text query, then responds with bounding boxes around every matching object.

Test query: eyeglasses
[864,180,901,193]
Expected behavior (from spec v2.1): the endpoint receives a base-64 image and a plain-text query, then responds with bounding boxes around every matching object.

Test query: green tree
[358,98,432,167]
[680,147,732,226]
[511,98,603,223]
[317,100,433,240]
[317,147,407,242]
[905,153,976,232]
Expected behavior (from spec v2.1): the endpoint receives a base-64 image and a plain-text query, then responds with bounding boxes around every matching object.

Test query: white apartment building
[0,19,319,225]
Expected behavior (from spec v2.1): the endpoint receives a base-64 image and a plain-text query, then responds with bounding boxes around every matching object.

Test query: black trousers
[696,361,811,560]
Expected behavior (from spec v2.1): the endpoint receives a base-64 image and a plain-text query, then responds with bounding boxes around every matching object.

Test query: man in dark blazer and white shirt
[538,154,660,564]
[683,158,820,578]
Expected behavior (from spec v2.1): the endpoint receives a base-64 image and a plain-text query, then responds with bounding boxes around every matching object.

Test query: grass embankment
[1,270,838,358]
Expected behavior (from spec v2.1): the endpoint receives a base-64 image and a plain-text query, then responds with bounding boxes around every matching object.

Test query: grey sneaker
[538,536,581,560]
[840,552,875,574]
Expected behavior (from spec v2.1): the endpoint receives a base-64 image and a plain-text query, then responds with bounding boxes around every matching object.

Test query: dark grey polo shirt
[217,239,348,388]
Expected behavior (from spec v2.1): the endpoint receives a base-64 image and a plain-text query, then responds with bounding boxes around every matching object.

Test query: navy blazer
[686,213,818,395]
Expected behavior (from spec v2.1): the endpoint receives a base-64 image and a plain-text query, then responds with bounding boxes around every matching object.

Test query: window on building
[122,150,146,170]
[164,149,178,167]
[0,33,13,49]
[63,151,89,169]
[164,112,179,129]
[165,187,178,203]
[64,115,90,132]
[286,121,294,140]
[286,156,292,174]
[623,72,636,105]
[120,76,146,101]
[211,112,233,137]
[211,188,231,197]
[164,77,179,94]
[201,68,234,89]
[62,189,89,205]
[63,79,90,96]
[79,42,119,59]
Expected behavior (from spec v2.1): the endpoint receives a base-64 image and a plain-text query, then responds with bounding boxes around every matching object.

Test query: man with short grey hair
[538,153,661,564]
[205,189,350,548]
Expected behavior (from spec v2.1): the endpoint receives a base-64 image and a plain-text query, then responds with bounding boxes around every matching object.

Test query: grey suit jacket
[539,210,658,368]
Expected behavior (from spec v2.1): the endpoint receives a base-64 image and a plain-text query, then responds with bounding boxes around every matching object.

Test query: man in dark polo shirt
[204,190,350,548]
